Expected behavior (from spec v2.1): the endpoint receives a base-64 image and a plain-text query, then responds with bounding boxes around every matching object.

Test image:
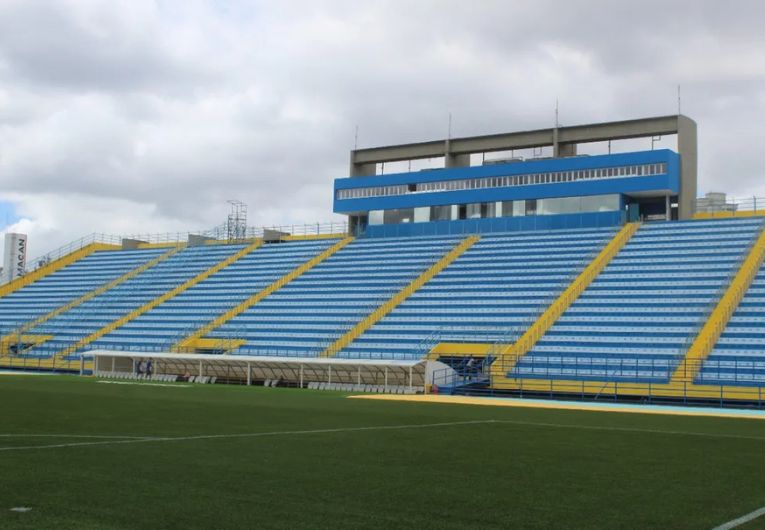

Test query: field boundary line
[96,381,192,388]
[489,419,765,443]
[348,394,765,421]
[4,417,765,454]
[0,420,497,452]
[712,505,765,530]
[0,434,154,439]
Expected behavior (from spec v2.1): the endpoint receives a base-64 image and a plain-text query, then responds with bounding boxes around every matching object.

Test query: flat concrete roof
[352,114,694,164]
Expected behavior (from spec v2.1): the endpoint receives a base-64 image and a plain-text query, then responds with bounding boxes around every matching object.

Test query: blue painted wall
[361,211,624,238]
[334,149,679,214]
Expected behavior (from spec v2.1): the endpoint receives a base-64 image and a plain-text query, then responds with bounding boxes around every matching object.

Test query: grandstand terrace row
[0,215,764,400]
[4,116,765,405]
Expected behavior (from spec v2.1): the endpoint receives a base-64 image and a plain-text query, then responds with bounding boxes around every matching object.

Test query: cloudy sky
[1,0,764,258]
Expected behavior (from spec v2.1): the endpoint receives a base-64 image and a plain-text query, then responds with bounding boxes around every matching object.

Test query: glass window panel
[383,208,414,224]
[430,205,451,221]
[466,203,482,219]
[513,201,526,216]
[368,210,384,225]
[414,207,430,223]
[538,197,581,215]
[581,194,620,212]
[483,202,496,218]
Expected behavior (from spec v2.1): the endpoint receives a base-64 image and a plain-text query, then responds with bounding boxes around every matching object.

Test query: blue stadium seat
[0,247,168,335]
[513,217,765,383]
[333,227,618,361]
[15,245,248,359]
[89,239,338,352]
[208,235,465,357]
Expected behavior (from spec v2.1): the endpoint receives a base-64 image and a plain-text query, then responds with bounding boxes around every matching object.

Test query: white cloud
[0,0,764,255]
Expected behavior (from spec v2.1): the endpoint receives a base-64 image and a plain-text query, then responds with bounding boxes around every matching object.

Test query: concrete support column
[556,142,577,157]
[677,115,698,219]
[552,128,577,157]
[445,152,470,168]
[349,159,377,177]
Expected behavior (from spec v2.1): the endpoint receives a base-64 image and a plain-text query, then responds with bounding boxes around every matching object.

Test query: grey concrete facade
[349,115,698,219]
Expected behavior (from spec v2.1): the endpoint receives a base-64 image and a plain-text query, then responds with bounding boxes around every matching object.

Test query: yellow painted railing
[427,343,493,359]
[693,210,765,220]
[174,237,354,351]
[53,239,264,362]
[282,233,349,241]
[0,243,120,299]
[671,224,765,383]
[320,235,480,358]
[483,355,765,402]
[178,337,247,353]
[0,356,58,371]
[491,222,641,378]
[3,245,184,343]
[0,334,53,356]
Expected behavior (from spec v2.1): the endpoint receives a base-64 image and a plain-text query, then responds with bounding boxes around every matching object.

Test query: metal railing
[429,355,765,406]
[1,221,348,286]
[487,226,622,361]
[320,236,479,357]
[672,218,765,373]
[695,196,765,215]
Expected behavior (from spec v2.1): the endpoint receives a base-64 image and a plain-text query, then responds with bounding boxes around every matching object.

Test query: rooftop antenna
[677,85,682,115]
[354,124,359,150]
[446,112,453,166]
[226,200,248,242]
[555,98,560,128]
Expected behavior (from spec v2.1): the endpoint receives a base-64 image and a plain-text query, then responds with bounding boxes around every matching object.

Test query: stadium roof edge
[87,350,424,367]
[350,114,695,164]
[349,114,697,219]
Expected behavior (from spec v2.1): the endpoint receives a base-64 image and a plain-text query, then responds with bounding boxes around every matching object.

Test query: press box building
[333,115,697,236]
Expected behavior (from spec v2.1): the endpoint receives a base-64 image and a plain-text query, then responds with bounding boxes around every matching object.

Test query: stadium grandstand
[3,114,765,407]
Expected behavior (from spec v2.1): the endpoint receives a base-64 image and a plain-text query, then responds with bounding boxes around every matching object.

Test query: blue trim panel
[362,211,623,238]
[334,149,679,214]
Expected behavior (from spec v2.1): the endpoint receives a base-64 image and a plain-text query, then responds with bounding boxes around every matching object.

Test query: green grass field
[2,376,765,529]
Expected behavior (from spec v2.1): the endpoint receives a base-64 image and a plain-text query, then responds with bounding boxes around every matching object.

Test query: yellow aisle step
[0,242,120,299]
[53,239,264,365]
[2,245,184,345]
[489,222,640,380]
[321,235,480,358]
[671,224,765,384]
[174,237,354,352]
